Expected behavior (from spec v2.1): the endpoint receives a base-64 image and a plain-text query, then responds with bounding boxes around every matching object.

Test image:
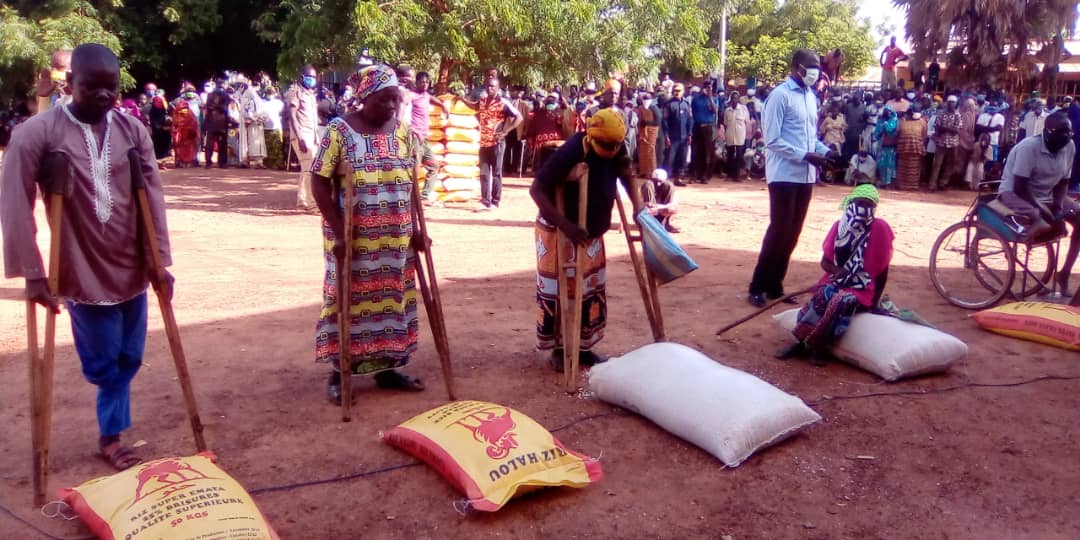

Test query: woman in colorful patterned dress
[310,65,438,403]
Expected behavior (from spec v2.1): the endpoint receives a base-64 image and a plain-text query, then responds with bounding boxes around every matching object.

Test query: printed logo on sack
[129,458,215,506]
[454,405,519,459]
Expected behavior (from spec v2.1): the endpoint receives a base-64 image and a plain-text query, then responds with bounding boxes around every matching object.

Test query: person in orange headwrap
[171,99,200,167]
[529,109,640,372]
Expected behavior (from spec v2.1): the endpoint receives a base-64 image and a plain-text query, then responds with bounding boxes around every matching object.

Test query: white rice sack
[588,343,821,467]
[774,309,966,381]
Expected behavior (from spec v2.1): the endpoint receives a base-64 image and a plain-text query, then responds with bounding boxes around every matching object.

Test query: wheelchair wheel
[930,221,1014,309]
[1012,241,1057,298]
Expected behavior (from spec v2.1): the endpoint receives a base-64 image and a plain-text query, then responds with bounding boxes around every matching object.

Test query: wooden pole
[29,188,63,507]
[409,156,457,400]
[614,195,665,341]
[128,149,207,449]
[337,162,354,422]
[714,285,817,336]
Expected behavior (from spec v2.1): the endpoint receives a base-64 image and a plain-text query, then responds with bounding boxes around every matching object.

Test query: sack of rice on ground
[972,302,1080,351]
[774,309,966,381]
[589,343,821,467]
[444,153,480,167]
[442,177,481,193]
[382,400,603,511]
[438,190,476,203]
[60,452,278,540]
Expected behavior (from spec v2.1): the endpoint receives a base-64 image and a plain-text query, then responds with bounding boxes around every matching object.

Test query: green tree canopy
[264,0,731,90]
[724,0,876,83]
[0,0,127,101]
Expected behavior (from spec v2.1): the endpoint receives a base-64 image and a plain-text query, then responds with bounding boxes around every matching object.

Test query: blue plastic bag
[635,208,698,284]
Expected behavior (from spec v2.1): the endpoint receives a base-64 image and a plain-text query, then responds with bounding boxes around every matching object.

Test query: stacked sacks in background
[425,96,450,196]
[439,99,482,203]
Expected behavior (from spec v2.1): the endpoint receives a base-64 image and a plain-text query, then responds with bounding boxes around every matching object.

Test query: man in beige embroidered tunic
[1,44,172,470]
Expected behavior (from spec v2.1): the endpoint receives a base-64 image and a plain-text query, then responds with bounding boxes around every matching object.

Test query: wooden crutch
[555,165,589,391]
[410,154,457,400]
[337,161,355,421]
[129,149,207,450]
[28,152,69,507]
[614,191,666,342]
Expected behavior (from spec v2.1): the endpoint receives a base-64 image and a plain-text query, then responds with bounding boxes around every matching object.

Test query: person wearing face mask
[1020,99,1047,141]
[747,49,838,308]
[662,83,693,185]
[842,93,866,163]
[895,105,928,190]
[996,111,1080,296]
[310,65,439,401]
[861,94,881,158]
[724,91,750,180]
[635,92,662,178]
[976,103,1006,163]
[530,109,639,371]
[929,95,962,191]
[529,94,566,172]
[285,65,319,208]
[873,106,899,188]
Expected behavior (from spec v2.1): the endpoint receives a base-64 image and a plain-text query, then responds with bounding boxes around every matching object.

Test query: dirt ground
[1,167,1078,540]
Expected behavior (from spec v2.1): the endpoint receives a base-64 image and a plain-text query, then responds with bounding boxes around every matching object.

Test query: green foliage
[267,0,728,88]
[0,0,129,101]
[724,0,875,83]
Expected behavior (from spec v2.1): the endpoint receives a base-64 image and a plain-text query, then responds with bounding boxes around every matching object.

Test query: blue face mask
[302,76,317,89]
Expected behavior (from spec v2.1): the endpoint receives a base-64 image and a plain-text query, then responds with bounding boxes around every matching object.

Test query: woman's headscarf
[878,105,898,134]
[833,184,879,289]
[348,64,398,101]
[584,108,626,158]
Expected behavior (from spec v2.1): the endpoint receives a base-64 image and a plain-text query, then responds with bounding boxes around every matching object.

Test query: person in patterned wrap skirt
[310,64,438,404]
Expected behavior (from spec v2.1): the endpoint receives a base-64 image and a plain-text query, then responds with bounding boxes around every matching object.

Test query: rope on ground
[806,374,1080,406]
[0,500,93,540]
[3,378,1075,538]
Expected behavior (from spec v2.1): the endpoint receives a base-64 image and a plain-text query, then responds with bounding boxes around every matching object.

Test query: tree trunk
[436,57,458,94]
[1043,32,1064,96]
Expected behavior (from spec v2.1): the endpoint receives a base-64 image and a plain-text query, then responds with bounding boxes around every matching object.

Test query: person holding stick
[530,109,637,372]
[775,185,894,364]
[310,64,438,404]
[1,43,173,470]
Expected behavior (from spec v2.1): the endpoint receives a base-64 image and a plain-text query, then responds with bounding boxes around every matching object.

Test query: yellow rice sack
[972,302,1080,351]
[428,142,446,154]
[444,153,480,167]
[428,128,445,142]
[438,190,478,203]
[450,100,475,116]
[445,127,481,143]
[429,115,448,130]
[382,401,603,511]
[60,452,278,540]
[443,164,480,179]
[446,141,480,155]
[448,114,480,130]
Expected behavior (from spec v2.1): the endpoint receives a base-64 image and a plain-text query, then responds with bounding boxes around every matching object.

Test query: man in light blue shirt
[748,49,837,308]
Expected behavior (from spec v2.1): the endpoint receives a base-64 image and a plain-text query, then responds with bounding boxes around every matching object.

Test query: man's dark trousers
[749,181,814,298]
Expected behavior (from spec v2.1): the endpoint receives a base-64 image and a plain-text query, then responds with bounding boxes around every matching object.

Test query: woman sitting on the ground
[777,184,894,364]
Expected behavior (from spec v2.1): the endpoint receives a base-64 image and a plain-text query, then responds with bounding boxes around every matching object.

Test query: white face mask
[802,67,820,87]
[747,89,756,97]
[642,99,653,108]
[912,112,922,120]
[906,92,915,100]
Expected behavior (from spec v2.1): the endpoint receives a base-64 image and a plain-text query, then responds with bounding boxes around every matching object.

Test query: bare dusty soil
[1,168,1077,540]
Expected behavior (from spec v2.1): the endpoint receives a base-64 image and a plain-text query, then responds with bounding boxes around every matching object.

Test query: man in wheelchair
[996,111,1079,295]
